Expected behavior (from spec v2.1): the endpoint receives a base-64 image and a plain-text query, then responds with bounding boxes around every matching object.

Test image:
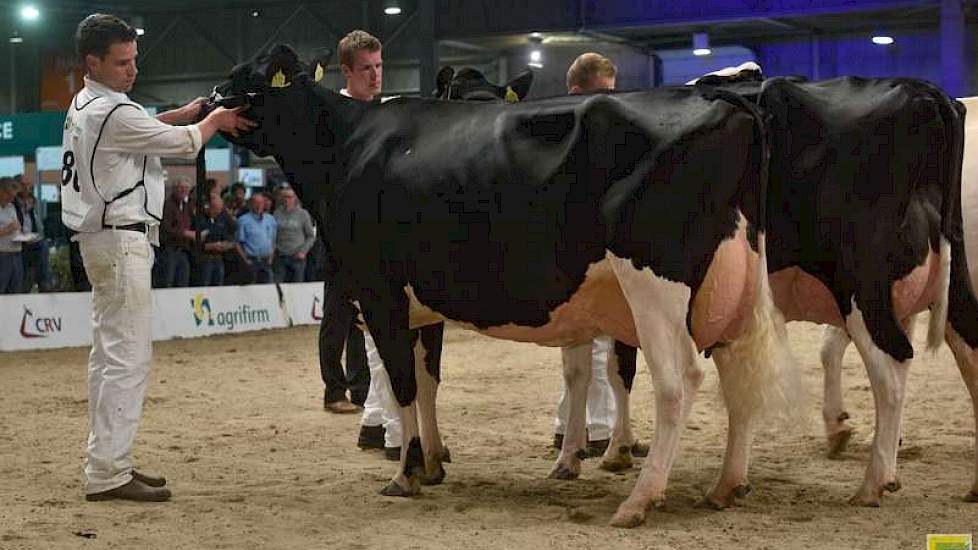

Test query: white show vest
[61,83,165,242]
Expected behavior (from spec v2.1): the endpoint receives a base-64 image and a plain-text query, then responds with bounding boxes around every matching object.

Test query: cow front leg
[549,341,591,480]
[600,341,635,473]
[360,284,424,497]
[944,326,978,502]
[845,309,911,507]
[821,325,855,458]
[415,323,449,486]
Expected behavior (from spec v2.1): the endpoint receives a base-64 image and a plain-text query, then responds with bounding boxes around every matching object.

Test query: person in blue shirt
[235,193,277,284]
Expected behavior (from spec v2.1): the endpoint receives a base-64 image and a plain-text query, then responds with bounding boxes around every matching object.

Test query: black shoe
[132,470,167,488]
[585,439,610,458]
[384,446,401,461]
[358,425,385,450]
[552,433,564,449]
[630,441,650,457]
[85,478,171,502]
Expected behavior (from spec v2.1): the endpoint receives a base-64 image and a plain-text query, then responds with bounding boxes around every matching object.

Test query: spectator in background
[235,193,276,283]
[273,185,315,283]
[14,175,53,292]
[159,175,195,287]
[225,182,248,217]
[0,177,24,294]
[194,192,237,286]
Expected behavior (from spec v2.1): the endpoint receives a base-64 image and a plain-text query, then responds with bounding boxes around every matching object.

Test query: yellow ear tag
[314,63,325,82]
[270,70,290,88]
[504,86,519,103]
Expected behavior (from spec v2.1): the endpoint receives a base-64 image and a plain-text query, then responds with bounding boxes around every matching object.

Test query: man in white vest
[62,13,253,502]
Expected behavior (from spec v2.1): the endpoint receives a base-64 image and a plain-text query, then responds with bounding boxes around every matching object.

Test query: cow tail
[708,95,804,428]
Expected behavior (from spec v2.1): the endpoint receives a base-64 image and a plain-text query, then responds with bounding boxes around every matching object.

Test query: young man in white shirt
[63,13,254,502]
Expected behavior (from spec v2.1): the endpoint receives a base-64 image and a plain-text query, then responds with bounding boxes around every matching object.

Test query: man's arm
[156,98,206,126]
[0,219,20,237]
[101,104,254,159]
[298,210,316,257]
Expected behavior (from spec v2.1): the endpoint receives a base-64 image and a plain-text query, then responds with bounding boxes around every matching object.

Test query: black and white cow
[688,66,978,506]
[213,44,795,527]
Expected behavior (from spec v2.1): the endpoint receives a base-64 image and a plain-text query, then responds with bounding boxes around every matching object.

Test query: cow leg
[415,323,449,485]
[944,326,978,502]
[606,255,703,528]
[359,284,425,497]
[599,341,635,473]
[845,309,912,507]
[548,341,592,480]
[821,325,855,458]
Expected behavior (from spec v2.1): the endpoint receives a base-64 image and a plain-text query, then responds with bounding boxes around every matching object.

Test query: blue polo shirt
[237,211,277,259]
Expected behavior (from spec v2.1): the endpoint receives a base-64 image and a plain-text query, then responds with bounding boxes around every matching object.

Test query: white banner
[279,281,325,326]
[152,284,288,339]
[0,291,93,351]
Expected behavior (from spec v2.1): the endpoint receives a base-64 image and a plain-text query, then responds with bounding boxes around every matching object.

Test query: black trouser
[318,277,370,405]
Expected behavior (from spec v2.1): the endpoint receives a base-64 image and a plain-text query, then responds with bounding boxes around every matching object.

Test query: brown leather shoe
[85,478,171,502]
[132,470,167,488]
[324,399,359,414]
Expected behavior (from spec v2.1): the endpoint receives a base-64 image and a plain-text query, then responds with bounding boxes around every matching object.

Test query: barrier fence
[0,282,325,352]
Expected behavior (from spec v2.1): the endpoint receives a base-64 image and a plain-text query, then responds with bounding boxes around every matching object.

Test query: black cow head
[435,66,533,102]
[210,43,354,229]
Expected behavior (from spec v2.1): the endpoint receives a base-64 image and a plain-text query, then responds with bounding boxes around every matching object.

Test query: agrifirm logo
[20,306,63,338]
[190,293,271,330]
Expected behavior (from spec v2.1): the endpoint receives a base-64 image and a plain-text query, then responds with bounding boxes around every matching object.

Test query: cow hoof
[440,448,452,464]
[964,490,978,503]
[826,427,853,459]
[883,480,901,493]
[548,465,579,480]
[609,507,646,528]
[733,484,753,499]
[421,465,446,486]
[848,492,881,507]
[598,456,632,473]
[379,480,419,497]
[695,495,727,510]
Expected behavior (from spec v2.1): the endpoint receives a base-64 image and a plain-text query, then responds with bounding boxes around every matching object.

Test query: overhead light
[132,16,145,36]
[530,50,541,63]
[384,1,401,15]
[20,5,39,21]
[529,32,543,39]
[9,35,23,44]
[693,32,711,56]
[136,28,145,36]
[872,35,894,45]
[251,9,260,18]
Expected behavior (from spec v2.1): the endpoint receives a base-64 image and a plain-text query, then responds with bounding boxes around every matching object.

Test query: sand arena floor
[1,318,976,549]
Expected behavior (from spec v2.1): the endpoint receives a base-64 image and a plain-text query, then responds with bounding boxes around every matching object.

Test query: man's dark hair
[231,182,246,193]
[75,13,137,60]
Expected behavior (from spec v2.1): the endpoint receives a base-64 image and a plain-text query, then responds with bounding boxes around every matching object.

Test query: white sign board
[35,146,64,171]
[279,282,324,326]
[151,284,288,339]
[0,156,25,177]
[0,292,94,351]
[238,167,264,188]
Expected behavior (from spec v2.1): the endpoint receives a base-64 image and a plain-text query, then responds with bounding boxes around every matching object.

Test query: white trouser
[78,229,154,494]
[361,331,402,448]
[554,335,617,441]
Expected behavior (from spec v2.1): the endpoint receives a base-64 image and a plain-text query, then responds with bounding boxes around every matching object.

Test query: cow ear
[506,70,533,102]
[436,66,455,98]
[308,48,332,83]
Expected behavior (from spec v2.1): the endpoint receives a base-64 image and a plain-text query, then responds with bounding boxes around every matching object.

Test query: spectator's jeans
[247,256,274,284]
[77,230,154,494]
[198,257,225,287]
[160,248,191,288]
[21,241,53,292]
[273,254,306,283]
[0,252,24,294]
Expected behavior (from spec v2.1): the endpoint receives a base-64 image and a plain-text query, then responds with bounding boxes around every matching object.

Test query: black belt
[102,223,147,233]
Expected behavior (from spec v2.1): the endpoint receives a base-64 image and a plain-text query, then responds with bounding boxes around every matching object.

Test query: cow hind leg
[415,323,449,486]
[821,325,855,458]
[599,343,636,473]
[549,341,591,480]
[606,255,703,528]
[944,326,978,502]
[845,308,912,507]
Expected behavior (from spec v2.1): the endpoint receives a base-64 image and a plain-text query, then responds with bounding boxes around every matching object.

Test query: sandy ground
[1,318,976,550]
